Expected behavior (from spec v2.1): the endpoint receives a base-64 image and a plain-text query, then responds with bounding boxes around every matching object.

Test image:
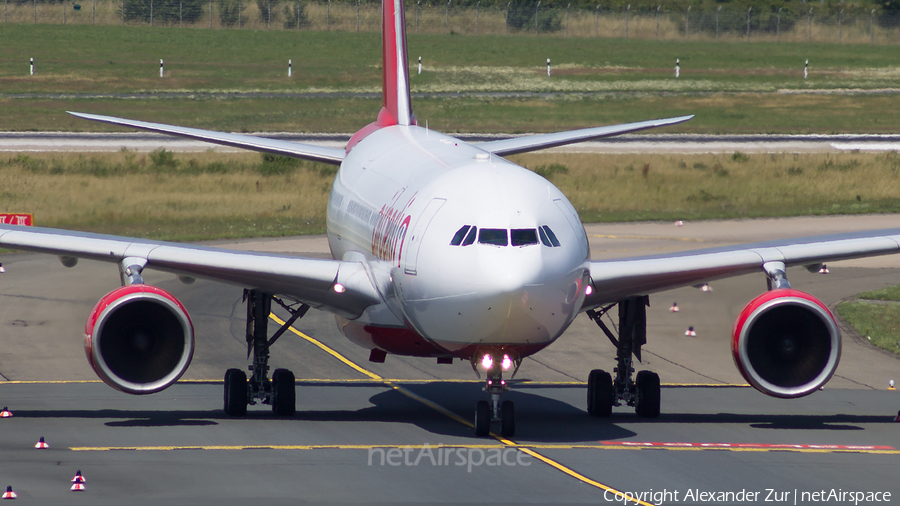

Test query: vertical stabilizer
[379,0,414,126]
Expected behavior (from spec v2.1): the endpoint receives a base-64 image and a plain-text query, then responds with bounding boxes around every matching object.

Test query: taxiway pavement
[1,216,899,505]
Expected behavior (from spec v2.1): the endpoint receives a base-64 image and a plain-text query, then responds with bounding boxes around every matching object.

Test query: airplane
[3,0,900,439]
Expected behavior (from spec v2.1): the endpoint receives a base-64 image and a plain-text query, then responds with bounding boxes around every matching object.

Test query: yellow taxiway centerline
[268,313,655,506]
[69,443,900,456]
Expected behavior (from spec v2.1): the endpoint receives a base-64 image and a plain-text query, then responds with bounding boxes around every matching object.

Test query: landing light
[585,285,593,296]
[501,354,512,371]
[333,283,346,293]
[481,354,493,369]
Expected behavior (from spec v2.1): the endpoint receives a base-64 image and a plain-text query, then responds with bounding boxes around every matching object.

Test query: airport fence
[4,0,900,45]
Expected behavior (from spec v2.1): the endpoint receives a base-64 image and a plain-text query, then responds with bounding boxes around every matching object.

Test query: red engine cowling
[732,288,841,399]
[84,285,194,394]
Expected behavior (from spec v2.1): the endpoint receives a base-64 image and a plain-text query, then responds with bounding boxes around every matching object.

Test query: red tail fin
[379,0,414,126]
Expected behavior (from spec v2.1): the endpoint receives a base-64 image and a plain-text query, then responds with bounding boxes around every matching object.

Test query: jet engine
[732,289,840,399]
[84,285,194,394]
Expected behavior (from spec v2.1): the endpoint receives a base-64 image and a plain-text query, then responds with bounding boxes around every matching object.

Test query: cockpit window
[511,229,539,247]
[463,227,478,246]
[450,225,471,246]
[462,226,478,246]
[451,226,547,248]
[540,226,561,247]
[478,228,508,246]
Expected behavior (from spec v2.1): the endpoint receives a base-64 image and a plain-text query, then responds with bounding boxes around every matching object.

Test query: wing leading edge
[67,112,346,165]
[583,228,900,309]
[475,115,694,156]
[0,225,380,319]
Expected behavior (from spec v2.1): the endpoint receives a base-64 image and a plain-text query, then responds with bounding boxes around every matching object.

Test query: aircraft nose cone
[399,249,587,349]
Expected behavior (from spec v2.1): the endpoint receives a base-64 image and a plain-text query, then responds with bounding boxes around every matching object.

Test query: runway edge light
[34,437,49,449]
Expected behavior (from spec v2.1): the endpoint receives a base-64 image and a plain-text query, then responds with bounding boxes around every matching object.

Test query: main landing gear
[473,353,519,438]
[224,289,310,417]
[585,296,661,418]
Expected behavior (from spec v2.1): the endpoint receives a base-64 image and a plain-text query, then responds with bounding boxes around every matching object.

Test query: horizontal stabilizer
[476,115,694,156]
[68,112,346,165]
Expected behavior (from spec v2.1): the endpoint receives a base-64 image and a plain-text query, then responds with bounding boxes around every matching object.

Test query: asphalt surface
[5,132,900,154]
[1,216,899,505]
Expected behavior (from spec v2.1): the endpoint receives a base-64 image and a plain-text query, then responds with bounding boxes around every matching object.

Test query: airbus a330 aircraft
[3,0,900,438]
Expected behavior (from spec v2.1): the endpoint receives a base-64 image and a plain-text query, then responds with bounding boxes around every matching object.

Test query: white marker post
[30,57,34,76]
[546,58,551,77]
[804,59,808,79]
[418,56,422,75]
[288,59,292,77]
[160,59,164,78]
[675,58,680,78]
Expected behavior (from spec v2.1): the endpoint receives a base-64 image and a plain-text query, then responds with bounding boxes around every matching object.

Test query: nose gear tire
[475,400,491,437]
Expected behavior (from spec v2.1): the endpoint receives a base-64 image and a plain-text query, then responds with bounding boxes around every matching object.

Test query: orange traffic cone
[684,326,696,337]
[72,471,85,484]
[818,264,829,274]
[34,437,48,449]
[0,407,11,418]
[2,486,15,499]
[669,302,679,313]
[70,482,85,492]
[675,220,683,227]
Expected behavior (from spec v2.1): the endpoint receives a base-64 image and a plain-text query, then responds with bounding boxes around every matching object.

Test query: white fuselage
[326,125,590,360]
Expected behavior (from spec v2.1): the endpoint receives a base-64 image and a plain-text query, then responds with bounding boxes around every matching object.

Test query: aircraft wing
[475,115,694,156]
[583,228,900,308]
[0,225,380,319]
[67,112,346,165]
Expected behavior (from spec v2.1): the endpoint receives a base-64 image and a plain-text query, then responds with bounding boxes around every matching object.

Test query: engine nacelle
[84,285,194,394]
[732,289,840,399]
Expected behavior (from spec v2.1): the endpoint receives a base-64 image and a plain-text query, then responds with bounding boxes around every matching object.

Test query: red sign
[0,213,33,226]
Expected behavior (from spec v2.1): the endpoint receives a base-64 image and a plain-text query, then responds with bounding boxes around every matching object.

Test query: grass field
[3,149,899,240]
[3,25,900,133]
[837,289,900,357]
[5,93,900,134]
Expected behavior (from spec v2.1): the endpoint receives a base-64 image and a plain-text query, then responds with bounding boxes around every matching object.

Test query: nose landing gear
[473,353,518,438]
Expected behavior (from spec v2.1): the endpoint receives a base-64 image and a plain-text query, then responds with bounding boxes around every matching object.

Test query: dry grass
[0,150,333,240]
[511,151,900,221]
[2,150,900,241]
[6,0,900,44]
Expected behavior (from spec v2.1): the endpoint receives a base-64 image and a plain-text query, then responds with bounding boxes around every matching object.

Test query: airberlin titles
[331,189,414,267]
[372,206,410,265]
